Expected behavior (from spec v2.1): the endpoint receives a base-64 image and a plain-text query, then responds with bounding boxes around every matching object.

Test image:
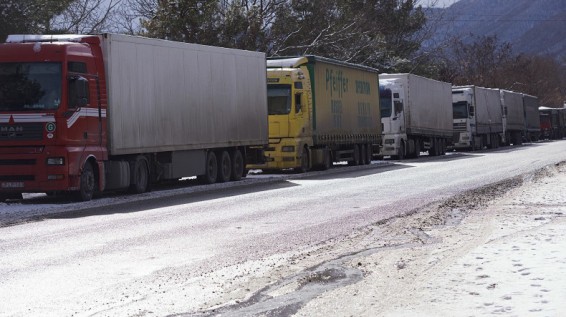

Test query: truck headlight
[281,146,295,152]
[47,157,65,165]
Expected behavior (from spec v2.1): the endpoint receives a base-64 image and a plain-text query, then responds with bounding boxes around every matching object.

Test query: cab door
[66,61,101,147]
[389,90,405,133]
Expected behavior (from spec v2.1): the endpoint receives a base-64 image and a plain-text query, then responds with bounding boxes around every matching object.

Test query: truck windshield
[0,62,62,111]
[452,101,468,119]
[380,87,392,118]
[267,84,291,115]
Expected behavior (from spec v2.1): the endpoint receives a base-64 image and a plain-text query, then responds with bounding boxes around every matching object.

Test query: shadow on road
[42,180,300,221]
[7,142,552,224]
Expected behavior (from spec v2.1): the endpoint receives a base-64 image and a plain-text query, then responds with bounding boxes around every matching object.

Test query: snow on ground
[292,163,566,316]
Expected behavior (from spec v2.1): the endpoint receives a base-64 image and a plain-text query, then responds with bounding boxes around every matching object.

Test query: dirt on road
[187,162,566,317]
[293,162,566,317]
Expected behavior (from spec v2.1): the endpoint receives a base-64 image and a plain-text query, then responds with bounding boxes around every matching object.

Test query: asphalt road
[1,140,566,316]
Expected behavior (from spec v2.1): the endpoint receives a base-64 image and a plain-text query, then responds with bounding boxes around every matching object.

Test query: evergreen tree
[0,0,72,40]
[141,0,222,45]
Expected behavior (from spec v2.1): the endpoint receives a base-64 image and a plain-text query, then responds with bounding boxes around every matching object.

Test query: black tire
[398,142,406,160]
[414,140,421,158]
[198,151,218,184]
[366,144,373,164]
[428,139,437,156]
[348,144,360,166]
[435,139,441,156]
[230,149,244,181]
[488,134,495,149]
[217,150,232,183]
[318,148,332,171]
[0,192,23,202]
[77,161,95,201]
[129,156,149,194]
[360,144,367,165]
[295,147,310,173]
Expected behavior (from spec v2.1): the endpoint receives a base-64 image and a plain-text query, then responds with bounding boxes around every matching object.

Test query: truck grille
[0,123,43,141]
[453,132,461,143]
[0,175,35,181]
[0,159,36,165]
[453,122,467,131]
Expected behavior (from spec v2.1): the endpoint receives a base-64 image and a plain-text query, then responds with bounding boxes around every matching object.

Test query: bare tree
[502,54,566,107]
[52,0,122,34]
[438,34,514,87]
[115,0,158,35]
[436,34,565,107]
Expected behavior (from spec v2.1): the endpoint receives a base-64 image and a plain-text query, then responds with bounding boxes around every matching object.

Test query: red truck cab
[0,35,107,201]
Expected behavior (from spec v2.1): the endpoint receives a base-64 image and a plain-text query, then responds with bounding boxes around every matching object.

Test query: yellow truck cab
[250,56,381,173]
[263,62,313,171]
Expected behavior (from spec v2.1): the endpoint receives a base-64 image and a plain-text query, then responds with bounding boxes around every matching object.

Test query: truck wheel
[0,192,23,202]
[322,149,332,170]
[348,145,360,166]
[366,144,373,164]
[296,147,310,173]
[217,151,232,183]
[360,145,367,165]
[398,142,406,160]
[315,148,332,171]
[129,156,149,194]
[230,149,244,181]
[430,139,440,156]
[77,161,95,201]
[198,151,218,184]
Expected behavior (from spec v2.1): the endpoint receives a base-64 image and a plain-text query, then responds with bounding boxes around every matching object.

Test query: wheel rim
[232,150,244,180]
[206,152,217,183]
[220,152,231,182]
[79,162,95,201]
[136,162,148,191]
[86,172,94,191]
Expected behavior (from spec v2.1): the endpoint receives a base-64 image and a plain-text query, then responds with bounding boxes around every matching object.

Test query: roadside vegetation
[1,0,564,106]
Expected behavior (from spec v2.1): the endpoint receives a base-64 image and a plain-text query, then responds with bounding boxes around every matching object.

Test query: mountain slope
[426,0,566,60]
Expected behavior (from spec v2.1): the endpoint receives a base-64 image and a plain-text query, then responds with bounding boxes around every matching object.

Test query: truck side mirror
[68,76,89,108]
[469,105,475,117]
[295,93,302,114]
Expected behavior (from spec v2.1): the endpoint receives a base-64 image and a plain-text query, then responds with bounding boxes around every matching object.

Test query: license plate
[1,182,24,189]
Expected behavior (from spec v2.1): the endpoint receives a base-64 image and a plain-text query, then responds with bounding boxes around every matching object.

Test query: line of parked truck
[0,34,561,202]
[539,106,566,140]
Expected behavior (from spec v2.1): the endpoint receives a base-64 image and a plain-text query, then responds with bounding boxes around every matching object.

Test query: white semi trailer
[379,73,453,159]
[451,86,503,150]
[500,89,525,145]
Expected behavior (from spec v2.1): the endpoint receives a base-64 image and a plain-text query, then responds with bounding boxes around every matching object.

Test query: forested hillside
[427,0,566,61]
[1,0,564,105]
